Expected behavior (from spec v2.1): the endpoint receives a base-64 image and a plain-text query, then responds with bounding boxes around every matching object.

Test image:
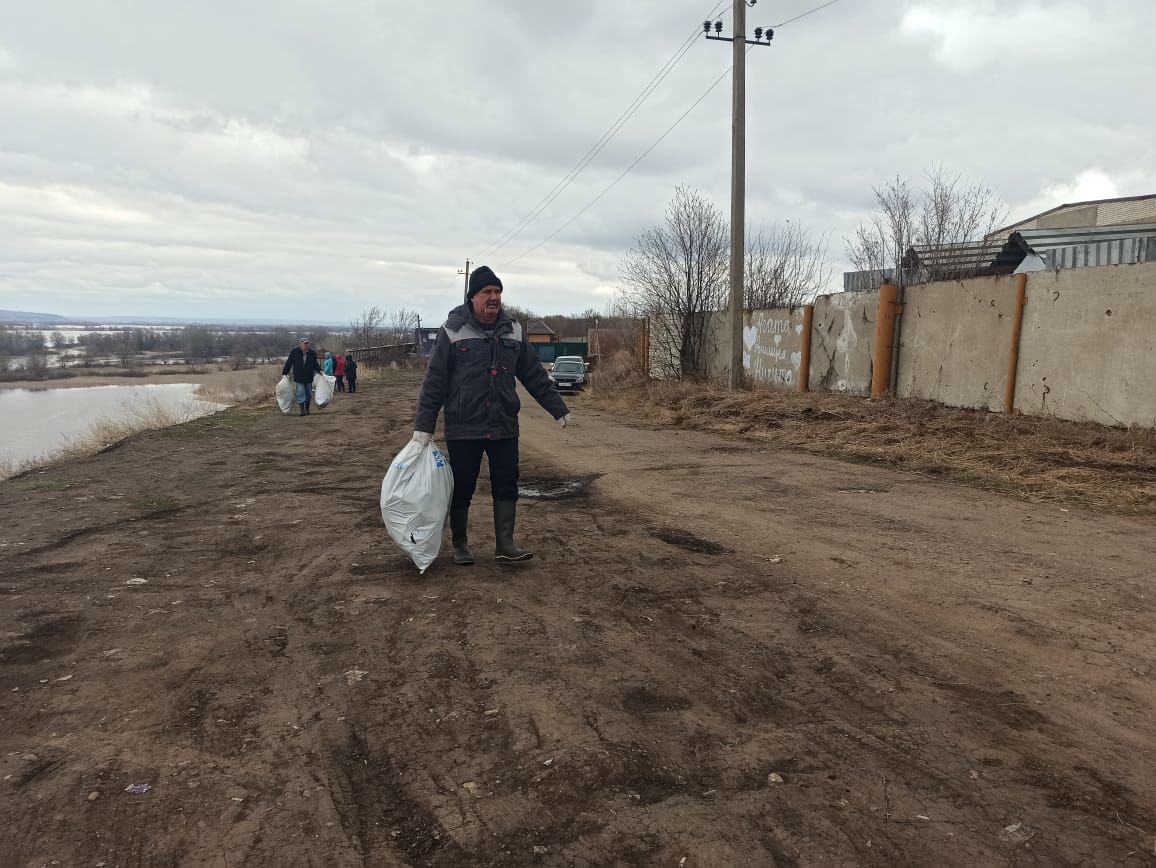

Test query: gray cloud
[1,0,1154,324]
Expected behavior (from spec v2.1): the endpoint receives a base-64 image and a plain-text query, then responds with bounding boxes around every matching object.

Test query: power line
[774,0,843,28]
[476,0,730,260]
[500,59,737,269]
[477,39,697,256]
[497,1,847,269]
[477,20,710,258]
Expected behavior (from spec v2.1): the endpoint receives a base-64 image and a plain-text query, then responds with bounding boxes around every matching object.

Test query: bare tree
[745,222,832,310]
[914,166,1008,282]
[620,186,728,378]
[846,175,916,282]
[386,307,420,345]
[599,294,649,376]
[499,303,534,330]
[350,306,387,349]
[846,167,1008,286]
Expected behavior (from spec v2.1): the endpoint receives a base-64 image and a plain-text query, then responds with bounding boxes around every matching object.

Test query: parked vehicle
[548,357,587,391]
[552,355,589,370]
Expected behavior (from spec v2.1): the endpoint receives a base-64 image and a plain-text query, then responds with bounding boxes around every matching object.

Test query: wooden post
[871,284,900,399]
[799,304,814,393]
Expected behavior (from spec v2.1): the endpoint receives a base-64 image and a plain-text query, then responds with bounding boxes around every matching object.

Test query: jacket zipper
[486,321,510,410]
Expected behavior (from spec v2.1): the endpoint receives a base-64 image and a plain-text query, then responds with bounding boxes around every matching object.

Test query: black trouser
[447,438,519,510]
[346,376,357,393]
[335,375,345,392]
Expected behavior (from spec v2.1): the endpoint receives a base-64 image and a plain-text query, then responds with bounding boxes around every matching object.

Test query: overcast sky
[1,0,1154,324]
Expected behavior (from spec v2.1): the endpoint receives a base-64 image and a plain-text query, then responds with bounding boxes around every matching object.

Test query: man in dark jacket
[282,337,322,415]
[413,265,570,565]
[344,352,358,393]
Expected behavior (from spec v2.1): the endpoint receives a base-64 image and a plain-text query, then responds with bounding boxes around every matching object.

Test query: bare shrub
[846,166,1008,284]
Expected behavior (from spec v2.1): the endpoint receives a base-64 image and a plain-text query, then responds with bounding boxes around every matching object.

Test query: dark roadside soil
[591,377,1156,516]
[2,369,1155,866]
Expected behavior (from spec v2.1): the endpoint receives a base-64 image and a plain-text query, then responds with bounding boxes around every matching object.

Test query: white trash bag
[275,375,295,414]
[380,439,454,573]
[313,373,337,407]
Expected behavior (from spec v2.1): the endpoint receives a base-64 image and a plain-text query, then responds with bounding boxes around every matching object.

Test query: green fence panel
[532,342,588,364]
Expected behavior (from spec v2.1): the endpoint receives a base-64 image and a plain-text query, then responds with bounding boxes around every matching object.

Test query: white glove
[411,431,432,447]
[558,414,572,428]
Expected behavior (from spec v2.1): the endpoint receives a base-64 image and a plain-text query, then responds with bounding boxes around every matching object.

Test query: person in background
[322,351,334,376]
[345,352,358,393]
[281,337,322,416]
[413,265,570,565]
[334,351,346,392]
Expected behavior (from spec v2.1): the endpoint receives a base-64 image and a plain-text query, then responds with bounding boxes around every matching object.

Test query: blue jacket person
[282,337,323,416]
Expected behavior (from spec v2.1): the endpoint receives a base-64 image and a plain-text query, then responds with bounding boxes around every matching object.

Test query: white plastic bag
[313,373,337,407]
[380,439,453,574]
[275,375,295,414]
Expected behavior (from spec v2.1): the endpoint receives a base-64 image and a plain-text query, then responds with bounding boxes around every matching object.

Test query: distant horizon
[0,309,351,330]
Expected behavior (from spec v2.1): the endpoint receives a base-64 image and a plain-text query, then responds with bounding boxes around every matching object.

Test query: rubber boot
[450,508,474,566]
[304,396,311,415]
[493,500,532,562]
[298,402,306,416]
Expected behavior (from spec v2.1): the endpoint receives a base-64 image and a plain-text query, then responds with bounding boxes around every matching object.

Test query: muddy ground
[2,370,1154,867]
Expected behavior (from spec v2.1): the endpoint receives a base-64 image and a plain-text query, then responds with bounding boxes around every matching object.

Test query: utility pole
[458,259,471,303]
[704,3,773,389]
[730,0,746,390]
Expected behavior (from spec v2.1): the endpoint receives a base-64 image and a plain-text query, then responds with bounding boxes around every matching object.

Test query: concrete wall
[809,289,878,395]
[644,261,1155,428]
[895,276,1018,411]
[702,312,729,380]
[647,312,727,380]
[1015,263,1156,427]
[741,308,806,388]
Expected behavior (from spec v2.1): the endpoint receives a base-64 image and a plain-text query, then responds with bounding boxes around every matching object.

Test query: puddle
[649,527,731,556]
[518,475,598,500]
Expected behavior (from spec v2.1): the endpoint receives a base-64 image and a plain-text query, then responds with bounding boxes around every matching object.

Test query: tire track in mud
[11,503,196,558]
[449,470,1147,864]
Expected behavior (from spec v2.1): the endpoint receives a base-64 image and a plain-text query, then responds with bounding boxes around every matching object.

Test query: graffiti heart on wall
[743,313,803,387]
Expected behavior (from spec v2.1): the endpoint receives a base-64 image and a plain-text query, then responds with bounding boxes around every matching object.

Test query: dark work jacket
[344,355,357,379]
[415,304,568,440]
[282,347,321,384]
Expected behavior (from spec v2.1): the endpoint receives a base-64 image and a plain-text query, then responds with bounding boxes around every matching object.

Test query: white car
[548,357,587,391]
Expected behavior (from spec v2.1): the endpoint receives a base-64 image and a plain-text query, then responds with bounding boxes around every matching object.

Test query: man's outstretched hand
[559,414,573,428]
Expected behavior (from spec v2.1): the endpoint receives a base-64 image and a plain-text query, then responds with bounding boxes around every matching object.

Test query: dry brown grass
[590,365,1156,516]
[196,365,280,406]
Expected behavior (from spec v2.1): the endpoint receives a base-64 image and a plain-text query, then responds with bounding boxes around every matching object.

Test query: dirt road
[2,371,1154,866]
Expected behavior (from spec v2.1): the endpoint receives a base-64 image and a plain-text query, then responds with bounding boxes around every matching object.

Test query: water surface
[1,383,226,467]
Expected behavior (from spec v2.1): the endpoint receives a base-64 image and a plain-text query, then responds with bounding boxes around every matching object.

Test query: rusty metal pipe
[799,304,814,392]
[1004,273,1028,413]
[871,284,900,399]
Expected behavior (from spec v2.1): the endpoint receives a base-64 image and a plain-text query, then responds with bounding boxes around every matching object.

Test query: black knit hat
[467,265,503,300]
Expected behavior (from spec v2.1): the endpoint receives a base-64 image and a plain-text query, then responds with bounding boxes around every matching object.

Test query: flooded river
[0,383,227,467]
